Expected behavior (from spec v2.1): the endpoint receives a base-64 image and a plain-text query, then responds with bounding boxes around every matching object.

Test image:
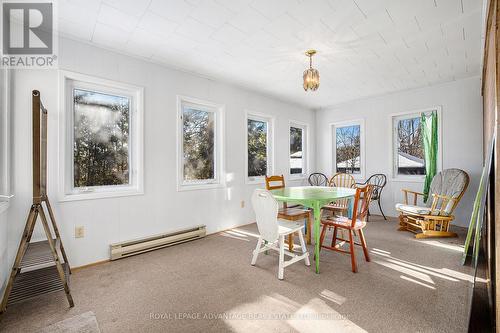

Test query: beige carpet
[0,217,473,333]
[36,311,100,333]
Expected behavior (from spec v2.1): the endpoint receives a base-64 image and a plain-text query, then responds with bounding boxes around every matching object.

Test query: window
[246,113,273,183]
[0,68,11,208]
[60,72,144,201]
[392,108,441,179]
[331,120,364,178]
[289,122,307,177]
[177,96,224,191]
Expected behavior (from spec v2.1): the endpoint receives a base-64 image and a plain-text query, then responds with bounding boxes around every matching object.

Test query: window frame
[288,120,309,179]
[59,71,144,201]
[176,95,225,191]
[390,106,443,182]
[0,69,12,213]
[330,119,365,180]
[245,111,274,185]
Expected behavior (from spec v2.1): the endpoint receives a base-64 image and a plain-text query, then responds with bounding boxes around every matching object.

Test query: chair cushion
[427,169,468,214]
[395,203,432,215]
[321,216,366,230]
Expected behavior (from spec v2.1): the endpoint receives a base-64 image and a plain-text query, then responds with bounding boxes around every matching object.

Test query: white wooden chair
[251,189,310,280]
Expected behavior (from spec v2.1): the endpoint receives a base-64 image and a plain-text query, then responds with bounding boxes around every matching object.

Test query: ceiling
[58,0,484,109]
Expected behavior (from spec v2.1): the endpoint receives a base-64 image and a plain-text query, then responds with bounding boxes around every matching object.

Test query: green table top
[270,186,356,203]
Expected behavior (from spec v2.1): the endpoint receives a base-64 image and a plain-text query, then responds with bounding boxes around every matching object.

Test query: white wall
[0,67,10,298]
[0,207,8,298]
[316,76,483,227]
[6,37,315,271]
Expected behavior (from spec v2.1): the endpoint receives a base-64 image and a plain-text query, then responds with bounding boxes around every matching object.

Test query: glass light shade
[303,68,320,91]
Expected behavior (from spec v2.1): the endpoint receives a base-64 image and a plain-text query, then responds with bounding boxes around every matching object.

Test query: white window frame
[59,71,144,201]
[0,69,12,213]
[330,119,365,180]
[245,111,274,185]
[176,95,225,191]
[289,120,309,179]
[390,106,442,182]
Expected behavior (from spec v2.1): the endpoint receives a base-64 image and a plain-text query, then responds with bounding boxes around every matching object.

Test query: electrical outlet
[240,200,245,208]
[75,226,85,238]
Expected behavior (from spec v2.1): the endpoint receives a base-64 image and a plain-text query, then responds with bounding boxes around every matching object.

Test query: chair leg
[278,235,285,280]
[378,200,387,220]
[306,214,312,244]
[298,231,310,266]
[288,234,294,252]
[319,224,328,250]
[367,208,370,222]
[358,230,370,262]
[349,230,358,273]
[251,237,263,265]
[331,226,338,248]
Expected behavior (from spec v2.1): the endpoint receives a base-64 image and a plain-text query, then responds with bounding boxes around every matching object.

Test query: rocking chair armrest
[430,193,456,201]
[422,214,454,221]
[401,189,424,205]
[427,193,458,215]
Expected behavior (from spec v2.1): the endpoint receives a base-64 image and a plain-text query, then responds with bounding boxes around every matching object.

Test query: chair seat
[321,216,366,230]
[321,204,348,211]
[278,207,309,219]
[395,203,432,216]
[286,204,307,209]
[277,219,305,235]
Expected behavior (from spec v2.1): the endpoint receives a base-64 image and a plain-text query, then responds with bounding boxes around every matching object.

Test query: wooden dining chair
[319,185,374,273]
[265,175,312,249]
[322,173,356,217]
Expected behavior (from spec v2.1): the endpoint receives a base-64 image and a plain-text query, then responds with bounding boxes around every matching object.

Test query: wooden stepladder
[0,91,74,314]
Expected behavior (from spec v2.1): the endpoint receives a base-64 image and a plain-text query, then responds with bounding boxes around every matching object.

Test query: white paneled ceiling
[58,0,483,108]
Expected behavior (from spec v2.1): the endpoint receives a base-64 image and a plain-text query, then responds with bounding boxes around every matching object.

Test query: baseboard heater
[110,225,206,260]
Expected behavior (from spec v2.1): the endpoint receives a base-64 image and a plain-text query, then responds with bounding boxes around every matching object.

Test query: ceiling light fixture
[303,49,319,91]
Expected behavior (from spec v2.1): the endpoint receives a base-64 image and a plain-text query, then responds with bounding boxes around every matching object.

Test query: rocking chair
[396,169,469,238]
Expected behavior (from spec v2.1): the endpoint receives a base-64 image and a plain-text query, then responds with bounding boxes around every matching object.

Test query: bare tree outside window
[396,117,425,175]
[290,126,303,174]
[248,119,268,177]
[182,107,215,181]
[336,125,360,174]
[73,89,130,188]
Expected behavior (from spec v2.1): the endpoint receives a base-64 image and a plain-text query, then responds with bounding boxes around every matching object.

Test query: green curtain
[421,111,438,203]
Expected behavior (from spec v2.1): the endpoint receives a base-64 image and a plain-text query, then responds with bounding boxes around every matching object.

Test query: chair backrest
[308,173,328,186]
[265,175,285,190]
[251,189,279,243]
[427,169,470,214]
[329,173,356,188]
[366,174,387,199]
[351,185,375,226]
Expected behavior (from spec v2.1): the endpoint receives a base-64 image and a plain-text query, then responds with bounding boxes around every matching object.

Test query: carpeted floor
[0,217,473,333]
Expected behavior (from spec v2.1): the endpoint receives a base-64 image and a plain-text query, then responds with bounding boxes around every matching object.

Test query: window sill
[177,182,225,192]
[59,189,144,202]
[390,177,425,183]
[289,174,307,180]
[246,177,266,185]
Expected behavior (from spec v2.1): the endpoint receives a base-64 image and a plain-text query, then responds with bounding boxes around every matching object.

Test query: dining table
[269,186,356,274]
